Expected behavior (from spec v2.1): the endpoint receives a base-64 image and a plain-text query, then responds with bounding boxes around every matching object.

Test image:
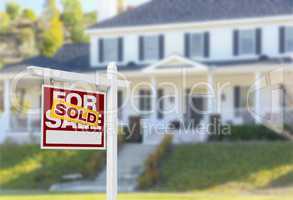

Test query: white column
[106,63,118,200]
[255,72,262,124]
[151,77,157,122]
[4,79,11,131]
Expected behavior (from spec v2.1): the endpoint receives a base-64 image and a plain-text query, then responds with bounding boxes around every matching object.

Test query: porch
[0,55,292,144]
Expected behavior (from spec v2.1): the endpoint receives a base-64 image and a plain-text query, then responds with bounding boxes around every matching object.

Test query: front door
[187,96,205,128]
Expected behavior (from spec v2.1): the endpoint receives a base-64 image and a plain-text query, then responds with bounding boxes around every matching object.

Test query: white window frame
[189,32,204,58]
[139,89,152,113]
[102,38,119,63]
[285,27,293,53]
[238,29,256,56]
[142,35,160,61]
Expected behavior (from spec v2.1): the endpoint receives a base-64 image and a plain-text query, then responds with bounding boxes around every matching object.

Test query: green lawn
[0,143,105,189]
[158,142,293,192]
[1,191,293,200]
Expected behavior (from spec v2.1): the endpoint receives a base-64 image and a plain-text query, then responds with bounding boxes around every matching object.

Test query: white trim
[27,66,130,89]
[142,54,208,72]
[86,15,293,36]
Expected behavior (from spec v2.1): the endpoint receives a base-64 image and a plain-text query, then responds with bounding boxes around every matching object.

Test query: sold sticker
[42,85,106,150]
[50,99,101,127]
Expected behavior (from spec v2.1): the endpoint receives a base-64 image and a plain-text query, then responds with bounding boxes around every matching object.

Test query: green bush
[138,135,173,190]
[209,125,286,141]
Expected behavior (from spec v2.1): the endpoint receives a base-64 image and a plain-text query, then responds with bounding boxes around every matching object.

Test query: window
[190,33,204,57]
[99,37,123,63]
[185,32,209,58]
[285,27,293,52]
[234,86,249,116]
[139,35,164,61]
[139,89,152,112]
[103,38,118,62]
[238,29,256,55]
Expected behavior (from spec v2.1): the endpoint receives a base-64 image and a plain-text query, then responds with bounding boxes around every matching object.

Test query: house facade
[1,0,293,144]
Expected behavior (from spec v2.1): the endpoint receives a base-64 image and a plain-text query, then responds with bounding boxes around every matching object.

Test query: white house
[1,0,293,144]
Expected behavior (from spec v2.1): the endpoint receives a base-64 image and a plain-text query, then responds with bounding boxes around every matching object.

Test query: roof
[0,43,146,73]
[90,0,293,29]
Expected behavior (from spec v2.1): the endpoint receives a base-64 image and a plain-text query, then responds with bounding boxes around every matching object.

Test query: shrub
[138,135,173,190]
[209,124,286,142]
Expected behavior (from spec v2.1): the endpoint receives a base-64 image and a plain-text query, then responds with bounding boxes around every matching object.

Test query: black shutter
[204,32,210,58]
[99,39,104,63]
[139,36,144,61]
[279,26,286,54]
[185,89,191,116]
[118,37,123,62]
[233,30,239,56]
[234,86,240,116]
[256,28,262,55]
[159,35,165,59]
[157,89,164,119]
[184,33,191,58]
[139,90,144,111]
[118,90,123,119]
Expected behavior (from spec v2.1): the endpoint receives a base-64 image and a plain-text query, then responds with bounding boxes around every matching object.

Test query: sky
[0,0,149,14]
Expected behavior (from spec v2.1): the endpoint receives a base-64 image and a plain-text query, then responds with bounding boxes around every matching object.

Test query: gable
[143,55,208,72]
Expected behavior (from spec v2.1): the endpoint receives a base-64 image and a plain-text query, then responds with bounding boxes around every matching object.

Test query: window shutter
[157,89,164,119]
[118,90,123,119]
[185,89,191,115]
[234,86,240,115]
[139,90,144,111]
[118,37,123,62]
[279,26,286,54]
[204,32,210,58]
[184,33,191,58]
[256,28,262,55]
[159,35,165,59]
[233,30,239,56]
[139,36,144,61]
[98,39,104,63]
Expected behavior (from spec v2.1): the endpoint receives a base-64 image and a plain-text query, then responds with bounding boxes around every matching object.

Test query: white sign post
[106,63,118,200]
[28,63,129,200]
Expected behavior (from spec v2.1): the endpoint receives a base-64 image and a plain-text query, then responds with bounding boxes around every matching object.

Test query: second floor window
[185,32,209,58]
[98,37,123,63]
[234,28,261,56]
[139,35,164,61]
[239,29,256,55]
[190,33,204,57]
[285,27,293,52]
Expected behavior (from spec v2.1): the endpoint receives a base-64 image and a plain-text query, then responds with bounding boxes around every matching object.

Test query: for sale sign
[42,85,106,149]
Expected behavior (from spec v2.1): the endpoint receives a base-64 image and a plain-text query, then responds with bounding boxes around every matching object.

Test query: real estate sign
[42,85,106,150]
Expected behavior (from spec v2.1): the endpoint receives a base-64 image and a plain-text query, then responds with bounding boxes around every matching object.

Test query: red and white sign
[42,85,106,149]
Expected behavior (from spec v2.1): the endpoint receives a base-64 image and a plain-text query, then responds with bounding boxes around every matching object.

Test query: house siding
[89,17,293,67]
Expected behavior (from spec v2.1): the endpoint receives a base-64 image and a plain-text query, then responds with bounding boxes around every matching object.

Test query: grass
[0,143,106,189]
[1,191,293,200]
[158,142,293,192]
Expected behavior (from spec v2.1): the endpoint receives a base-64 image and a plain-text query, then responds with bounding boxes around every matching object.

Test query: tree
[39,0,64,57]
[22,9,37,22]
[62,0,86,43]
[0,12,10,32]
[6,2,21,20]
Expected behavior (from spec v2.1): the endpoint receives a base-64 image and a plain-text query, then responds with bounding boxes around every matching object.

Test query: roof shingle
[90,0,293,29]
